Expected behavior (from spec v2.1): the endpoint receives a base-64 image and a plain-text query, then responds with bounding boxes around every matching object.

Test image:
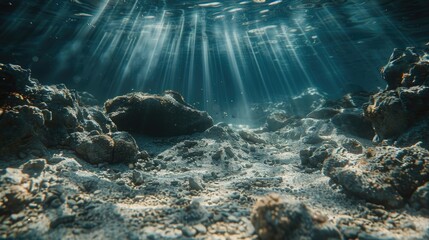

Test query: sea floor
[2,121,429,239]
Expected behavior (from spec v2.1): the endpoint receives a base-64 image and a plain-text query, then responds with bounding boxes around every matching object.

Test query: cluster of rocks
[0,63,214,164]
[293,46,429,211]
[365,46,429,147]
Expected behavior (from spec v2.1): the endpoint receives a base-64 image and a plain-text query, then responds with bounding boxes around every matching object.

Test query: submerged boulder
[251,194,342,240]
[365,46,429,142]
[104,91,213,136]
[323,144,429,209]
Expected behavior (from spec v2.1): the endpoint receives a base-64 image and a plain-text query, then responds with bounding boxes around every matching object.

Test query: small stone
[193,224,207,234]
[22,158,46,176]
[227,215,239,223]
[188,177,204,191]
[182,226,197,237]
[10,213,25,222]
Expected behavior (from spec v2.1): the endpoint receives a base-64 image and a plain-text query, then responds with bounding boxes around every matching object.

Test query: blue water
[1,0,428,115]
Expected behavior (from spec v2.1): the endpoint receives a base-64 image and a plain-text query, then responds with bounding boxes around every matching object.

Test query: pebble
[227,215,239,223]
[188,177,204,191]
[193,224,207,234]
[182,226,197,237]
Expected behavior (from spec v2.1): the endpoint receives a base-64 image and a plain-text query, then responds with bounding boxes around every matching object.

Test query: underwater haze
[1,0,429,116]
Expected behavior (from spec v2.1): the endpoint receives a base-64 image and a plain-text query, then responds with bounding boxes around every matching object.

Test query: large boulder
[364,86,429,140]
[104,91,213,136]
[251,194,342,240]
[323,144,429,209]
[365,46,429,141]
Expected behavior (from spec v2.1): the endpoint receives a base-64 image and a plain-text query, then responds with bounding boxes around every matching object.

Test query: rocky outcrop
[323,144,429,209]
[0,63,141,164]
[104,91,213,137]
[365,46,429,142]
[251,194,342,240]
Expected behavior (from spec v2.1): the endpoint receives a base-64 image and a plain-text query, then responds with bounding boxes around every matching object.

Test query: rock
[104,91,213,136]
[251,194,342,240]
[182,200,209,223]
[111,131,139,163]
[381,47,420,90]
[332,109,374,139]
[75,134,114,164]
[0,63,117,159]
[410,181,429,210]
[364,46,429,141]
[307,107,340,119]
[364,90,409,139]
[74,131,140,164]
[0,185,31,214]
[22,158,46,176]
[266,112,288,131]
[238,130,265,144]
[0,105,47,158]
[50,214,76,229]
[365,86,429,140]
[188,177,204,191]
[323,144,429,209]
[395,118,429,149]
[341,138,363,154]
[300,144,336,168]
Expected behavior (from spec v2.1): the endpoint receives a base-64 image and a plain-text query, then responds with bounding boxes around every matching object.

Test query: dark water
[1,0,428,115]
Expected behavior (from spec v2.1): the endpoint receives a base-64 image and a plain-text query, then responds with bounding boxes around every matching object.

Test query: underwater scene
[1,0,429,239]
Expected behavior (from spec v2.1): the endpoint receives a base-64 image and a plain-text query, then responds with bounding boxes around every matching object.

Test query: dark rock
[341,138,363,154]
[364,90,409,139]
[0,105,47,159]
[22,158,46,176]
[0,185,31,214]
[0,63,117,159]
[307,108,340,119]
[395,118,429,150]
[266,112,289,131]
[332,109,374,139]
[111,131,139,163]
[300,144,336,168]
[75,134,114,164]
[104,91,213,136]
[188,177,204,191]
[365,47,429,141]
[251,194,342,240]
[50,214,76,229]
[364,86,429,140]
[323,144,429,209]
[410,181,429,210]
[182,200,209,223]
[381,47,420,90]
